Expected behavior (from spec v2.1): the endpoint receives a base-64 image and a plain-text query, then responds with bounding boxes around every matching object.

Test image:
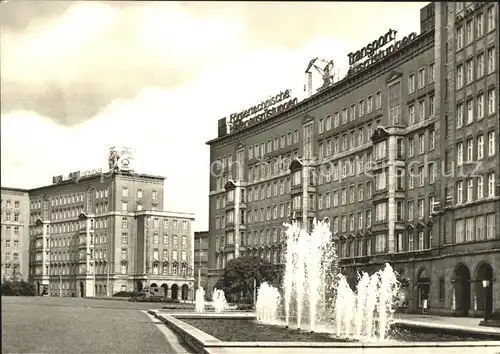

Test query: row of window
[247,150,299,181]
[456,6,496,51]
[121,232,188,246]
[141,248,188,262]
[122,187,158,200]
[457,132,496,165]
[2,200,21,209]
[318,120,379,158]
[247,130,300,161]
[4,212,21,222]
[408,63,435,94]
[318,182,373,209]
[455,213,496,242]
[456,173,496,203]
[2,226,21,237]
[3,252,19,262]
[456,49,496,89]
[456,90,497,129]
[318,91,383,135]
[3,239,20,249]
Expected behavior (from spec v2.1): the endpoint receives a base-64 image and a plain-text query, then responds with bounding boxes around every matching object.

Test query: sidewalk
[395,313,500,334]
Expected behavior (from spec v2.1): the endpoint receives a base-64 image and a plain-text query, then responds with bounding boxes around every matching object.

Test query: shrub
[113,291,141,297]
[1,280,36,296]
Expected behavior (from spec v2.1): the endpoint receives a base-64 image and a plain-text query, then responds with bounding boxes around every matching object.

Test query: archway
[416,268,431,310]
[171,284,179,300]
[150,283,158,288]
[161,283,168,298]
[79,281,84,298]
[454,264,471,316]
[475,263,494,320]
[136,280,143,292]
[181,284,189,300]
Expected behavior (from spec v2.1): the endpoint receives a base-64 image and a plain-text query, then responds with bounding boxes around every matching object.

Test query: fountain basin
[148,310,500,354]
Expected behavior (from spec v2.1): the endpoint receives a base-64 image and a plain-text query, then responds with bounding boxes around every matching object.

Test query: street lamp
[482,280,490,322]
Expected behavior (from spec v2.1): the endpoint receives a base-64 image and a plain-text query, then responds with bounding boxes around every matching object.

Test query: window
[466,59,474,83]
[396,200,404,221]
[429,196,435,214]
[457,142,464,166]
[375,202,387,222]
[122,202,127,212]
[466,99,474,124]
[429,63,435,83]
[488,131,496,156]
[488,89,496,115]
[429,131,435,150]
[342,108,348,124]
[359,100,365,116]
[466,19,474,44]
[486,213,495,239]
[376,91,382,109]
[318,118,324,134]
[487,6,496,32]
[408,137,414,157]
[408,200,414,221]
[476,215,485,240]
[456,219,465,243]
[408,74,415,93]
[418,199,424,219]
[457,181,464,204]
[457,103,463,127]
[467,179,474,202]
[456,26,463,50]
[457,64,464,88]
[418,134,425,154]
[121,233,128,244]
[477,93,484,119]
[121,217,128,228]
[477,53,485,78]
[408,104,415,125]
[429,95,435,117]
[477,13,484,37]
[487,47,495,74]
[429,162,436,183]
[122,187,128,197]
[418,68,425,88]
[467,138,473,162]
[488,173,496,197]
[477,175,484,199]
[388,82,401,125]
[350,104,356,121]
[367,95,373,113]
[418,166,424,186]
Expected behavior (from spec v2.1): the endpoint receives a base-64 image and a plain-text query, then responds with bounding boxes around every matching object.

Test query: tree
[215,256,284,303]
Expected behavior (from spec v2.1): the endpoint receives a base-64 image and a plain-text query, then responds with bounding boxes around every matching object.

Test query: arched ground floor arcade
[339,251,499,318]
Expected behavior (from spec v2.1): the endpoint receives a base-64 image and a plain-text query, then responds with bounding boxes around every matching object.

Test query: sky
[1,1,427,231]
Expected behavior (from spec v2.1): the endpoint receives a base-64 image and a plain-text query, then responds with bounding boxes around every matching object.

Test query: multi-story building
[2,149,196,299]
[194,231,209,291]
[1,187,30,281]
[206,2,499,318]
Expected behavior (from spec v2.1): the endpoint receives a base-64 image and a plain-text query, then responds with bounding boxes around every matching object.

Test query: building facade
[1,188,30,281]
[206,2,499,318]
[194,231,209,291]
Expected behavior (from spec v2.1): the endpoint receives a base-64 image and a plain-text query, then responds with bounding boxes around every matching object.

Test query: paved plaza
[1,297,193,354]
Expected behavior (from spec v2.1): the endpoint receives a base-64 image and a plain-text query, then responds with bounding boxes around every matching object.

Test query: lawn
[181,318,494,342]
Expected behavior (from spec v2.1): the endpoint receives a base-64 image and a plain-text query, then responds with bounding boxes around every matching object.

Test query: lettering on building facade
[227,90,298,133]
[347,30,418,76]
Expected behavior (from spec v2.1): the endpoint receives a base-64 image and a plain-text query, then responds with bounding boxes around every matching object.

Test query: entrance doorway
[136,281,143,292]
[476,263,493,320]
[171,284,179,300]
[181,284,189,300]
[454,264,471,316]
[417,268,431,311]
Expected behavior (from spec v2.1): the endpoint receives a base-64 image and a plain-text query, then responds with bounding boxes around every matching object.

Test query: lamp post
[482,280,490,322]
[59,268,62,297]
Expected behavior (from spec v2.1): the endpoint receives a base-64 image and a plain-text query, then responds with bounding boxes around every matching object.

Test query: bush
[236,303,254,311]
[1,280,36,296]
[113,291,141,297]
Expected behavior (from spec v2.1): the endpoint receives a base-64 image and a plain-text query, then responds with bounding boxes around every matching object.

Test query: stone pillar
[234,184,240,258]
[386,135,397,252]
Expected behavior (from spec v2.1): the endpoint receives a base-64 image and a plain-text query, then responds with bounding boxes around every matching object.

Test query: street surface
[1,296,192,353]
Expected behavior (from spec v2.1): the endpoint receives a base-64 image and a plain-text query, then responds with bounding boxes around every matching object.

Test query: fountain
[195,286,205,313]
[255,218,401,341]
[256,282,281,324]
[212,288,228,313]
